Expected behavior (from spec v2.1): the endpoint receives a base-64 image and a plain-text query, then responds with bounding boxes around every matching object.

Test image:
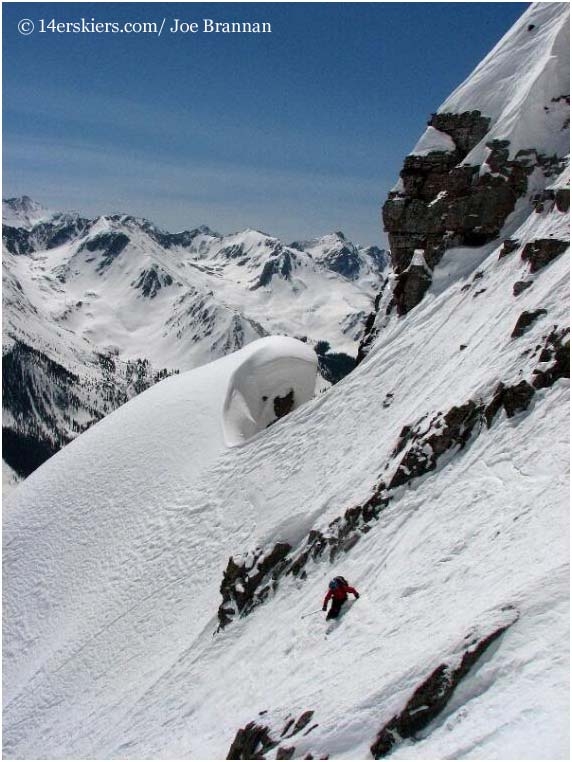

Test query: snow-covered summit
[292,231,388,283]
[2,195,55,229]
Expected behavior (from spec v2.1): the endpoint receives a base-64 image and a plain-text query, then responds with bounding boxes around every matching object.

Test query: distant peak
[3,196,54,229]
[4,195,46,210]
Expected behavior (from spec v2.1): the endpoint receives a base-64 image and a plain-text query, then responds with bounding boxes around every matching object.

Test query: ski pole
[301,609,324,619]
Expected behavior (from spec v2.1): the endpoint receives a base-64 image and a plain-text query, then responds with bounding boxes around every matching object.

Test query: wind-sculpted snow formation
[222,338,317,447]
[3,3,570,760]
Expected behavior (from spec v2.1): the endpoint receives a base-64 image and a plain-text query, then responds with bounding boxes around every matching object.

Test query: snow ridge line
[214,327,569,632]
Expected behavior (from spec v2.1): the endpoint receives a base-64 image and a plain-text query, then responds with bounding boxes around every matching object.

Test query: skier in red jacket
[322,576,359,620]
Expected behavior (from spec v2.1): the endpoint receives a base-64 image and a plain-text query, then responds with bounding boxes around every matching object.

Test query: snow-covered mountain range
[2,201,387,488]
[3,3,570,760]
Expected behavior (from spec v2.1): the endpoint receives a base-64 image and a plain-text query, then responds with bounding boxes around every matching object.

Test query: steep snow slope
[438,1,570,163]
[3,4,569,759]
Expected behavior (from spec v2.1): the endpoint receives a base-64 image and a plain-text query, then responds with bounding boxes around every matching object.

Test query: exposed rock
[281,711,315,740]
[484,381,535,426]
[79,232,130,273]
[2,226,35,256]
[252,251,296,289]
[3,215,93,256]
[227,712,318,760]
[318,243,362,280]
[227,722,276,760]
[292,711,314,736]
[429,111,490,154]
[531,328,570,389]
[370,618,517,758]
[498,238,520,259]
[555,188,570,213]
[355,280,388,364]
[382,104,566,315]
[393,265,433,316]
[389,401,480,489]
[281,718,295,738]
[511,309,547,338]
[274,390,295,419]
[513,280,532,296]
[521,239,568,273]
[217,542,292,629]
[132,265,174,299]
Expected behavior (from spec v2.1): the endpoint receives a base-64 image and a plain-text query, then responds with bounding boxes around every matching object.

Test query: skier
[322,576,359,620]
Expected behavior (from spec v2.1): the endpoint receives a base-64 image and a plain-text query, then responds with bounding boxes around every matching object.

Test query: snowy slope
[3,4,569,760]
[440,2,570,163]
[411,3,569,165]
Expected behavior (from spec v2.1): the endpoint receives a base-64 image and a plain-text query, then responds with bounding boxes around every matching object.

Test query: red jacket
[323,584,358,606]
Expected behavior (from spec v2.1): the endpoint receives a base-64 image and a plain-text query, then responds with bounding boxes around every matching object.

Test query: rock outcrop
[521,238,569,273]
[511,309,548,339]
[370,612,519,758]
[217,542,292,628]
[382,110,566,316]
[226,711,317,760]
[227,722,276,760]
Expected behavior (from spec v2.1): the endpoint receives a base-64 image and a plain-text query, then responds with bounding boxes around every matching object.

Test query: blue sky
[3,2,527,245]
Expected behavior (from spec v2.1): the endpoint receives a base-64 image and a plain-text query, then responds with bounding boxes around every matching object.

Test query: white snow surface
[410,126,456,156]
[411,3,569,165]
[222,338,317,447]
